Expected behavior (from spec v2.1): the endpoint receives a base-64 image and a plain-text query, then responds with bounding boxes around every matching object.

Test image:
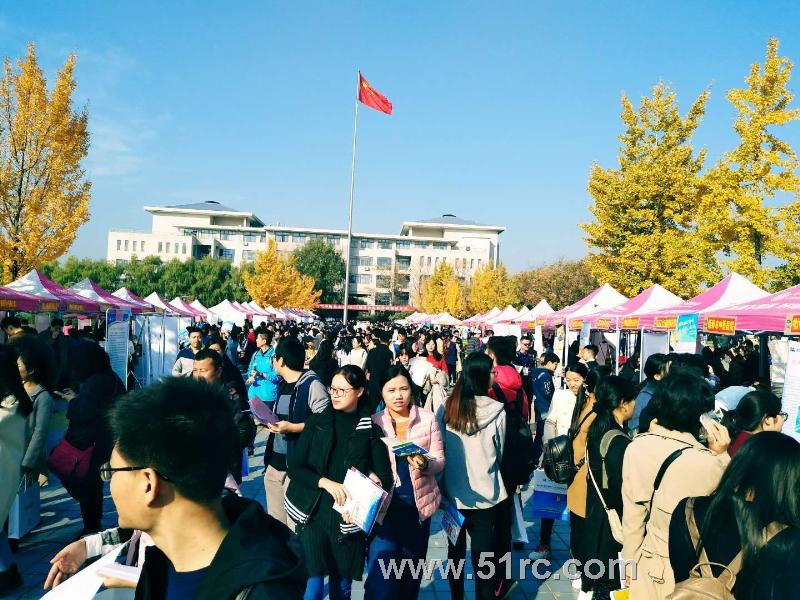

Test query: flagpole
[343,72,360,325]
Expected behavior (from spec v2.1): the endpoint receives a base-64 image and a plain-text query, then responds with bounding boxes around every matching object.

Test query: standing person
[0,346,32,594]
[581,376,636,598]
[364,365,444,599]
[582,344,599,370]
[668,432,800,599]
[103,378,306,599]
[16,339,55,484]
[40,318,69,389]
[438,353,513,600]
[347,336,368,369]
[207,336,248,403]
[721,389,787,456]
[512,335,537,401]
[621,372,731,599]
[529,352,560,466]
[285,366,392,600]
[487,336,529,418]
[55,343,124,535]
[246,329,280,403]
[420,336,447,373]
[365,330,395,412]
[171,326,203,377]
[534,362,588,560]
[223,325,240,367]
[309,338,339,388]
[263,337,330,530]
[464,331,480,355]
[630,353,667,433]
[443,333,459,386]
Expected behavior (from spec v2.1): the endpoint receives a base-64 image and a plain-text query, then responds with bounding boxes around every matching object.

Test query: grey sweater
[438,395,507,510]
[22,385,54,474]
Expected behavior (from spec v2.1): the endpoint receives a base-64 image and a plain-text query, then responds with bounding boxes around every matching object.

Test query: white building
[107,201,505,306]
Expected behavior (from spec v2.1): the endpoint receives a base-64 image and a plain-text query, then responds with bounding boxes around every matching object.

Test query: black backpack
[542,411,593,484]
[492,383,536,488]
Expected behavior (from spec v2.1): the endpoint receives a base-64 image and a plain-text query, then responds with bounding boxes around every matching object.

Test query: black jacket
[135,495,306,600]
[65,371,125,464]
[285,405,392,533]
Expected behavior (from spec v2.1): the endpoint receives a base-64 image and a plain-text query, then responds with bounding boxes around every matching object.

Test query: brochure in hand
[381,437,436,459]
[439,497,465,546]
[331,467,389,535]
[249,397,279,426]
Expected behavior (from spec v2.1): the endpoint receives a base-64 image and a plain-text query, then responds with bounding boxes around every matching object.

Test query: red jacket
[489,364,529,420]
[426,354,448,373]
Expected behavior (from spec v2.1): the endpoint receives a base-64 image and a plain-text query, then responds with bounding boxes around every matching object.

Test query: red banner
[704,316,737,335]
[785,314,800,335]
[316,304,415,312]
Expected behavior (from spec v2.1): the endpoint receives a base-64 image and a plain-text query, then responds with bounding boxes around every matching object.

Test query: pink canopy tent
[113,288,158,311]
[512,300,555,325]
[244,301,272,316]
[542,284,628,327]
[190,299,217,321]
[70,279,143,313]
[484,305,523,326]
[169,297,206,319]
[580,285,683,329]
[462,311,486,326]
[7,270,102,313]
[144,293,195,317]
[702,283,800,333]
[0,286,45,312]
[632,273,769,330]
[231,301,254,317]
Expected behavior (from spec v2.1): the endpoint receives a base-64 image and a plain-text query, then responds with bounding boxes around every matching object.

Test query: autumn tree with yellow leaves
[581,82,717,298]
[0,43,91,282]
[243,240,321,309]
[466,264,518,313]
[417,261,465,317]
[700,38,800,288]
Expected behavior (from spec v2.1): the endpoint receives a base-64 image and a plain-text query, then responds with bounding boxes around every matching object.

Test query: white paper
[331,467,388,534]
[781,340,800,443]
[43,545,124,599]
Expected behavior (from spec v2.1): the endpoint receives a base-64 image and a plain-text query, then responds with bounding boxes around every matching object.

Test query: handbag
[8,478,41,539]
[48,437,94,485]
[585,432,627,544]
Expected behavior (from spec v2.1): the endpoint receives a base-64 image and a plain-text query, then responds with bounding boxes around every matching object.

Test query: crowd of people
[0,313,798,600]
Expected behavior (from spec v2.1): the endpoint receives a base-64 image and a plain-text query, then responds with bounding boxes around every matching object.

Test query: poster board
[640,331,670,383]
[780,340,800,443]
[105,309,131,391]
[672,313,699,355]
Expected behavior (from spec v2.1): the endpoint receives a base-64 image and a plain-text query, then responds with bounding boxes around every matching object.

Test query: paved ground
[6,432,579,600]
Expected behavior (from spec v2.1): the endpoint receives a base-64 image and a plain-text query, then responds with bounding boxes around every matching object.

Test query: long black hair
[14,337,55,392]
[721,390,782,440]
[445,352,492,433]
[420,334,443,361]
[699,432,800,591]
[570,364,606,433]
[0,345,32,417]
[586,375,635,448]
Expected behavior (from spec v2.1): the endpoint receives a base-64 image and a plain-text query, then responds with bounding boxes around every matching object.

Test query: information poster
[106,310,132,390]
[580,320,591,347]
[780,340,800,443]
[673,313,699,354]
[640,331,670,383]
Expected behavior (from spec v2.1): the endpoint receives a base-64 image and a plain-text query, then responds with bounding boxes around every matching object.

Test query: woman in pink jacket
[365,364,444,599]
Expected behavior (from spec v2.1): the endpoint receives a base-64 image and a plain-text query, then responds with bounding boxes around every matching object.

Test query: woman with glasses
[285,365,392,600]
[364,365,444,599]
[721,389,787,456]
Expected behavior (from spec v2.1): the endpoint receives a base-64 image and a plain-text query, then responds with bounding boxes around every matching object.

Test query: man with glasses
[263,337,330,529]
[513,335,537,402]
[98,377,305,599]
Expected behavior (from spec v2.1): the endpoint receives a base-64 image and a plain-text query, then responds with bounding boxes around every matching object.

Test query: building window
[396,240,410,249]
[308,233,322,241]
[292,233,307,243]
[395,291,410,305]
[414,241,428,248]
[158,242,163,253]
[198,229,211,239]
[477,259,483,267]
[427,257,431,267]
[466,246,471,252]
[243,232,260,243]
[349,274,372,285]
[376,275,391,288]
[220,231,232,241]
[115,259,128,267]
[116,239,121,251]
[470,259,475,269]
[124,240,129,251]
[243,250,256,261]
[360,239,374,249]
[377,257,392,269]
[327,235,340,245]
[219,248,235,261]
[182,243,187,254]
[375,292,391,305]
[433,242,448,250]
[397,275,410,288]
[419,256,424,266]
[141,241,145,253]
[435,257,440,266]
[462,258,467,269]
[397,256,411,268]
[166,242,171,253]
[275,232,289,243]
[132,241,137,252]
[378,239,393,250]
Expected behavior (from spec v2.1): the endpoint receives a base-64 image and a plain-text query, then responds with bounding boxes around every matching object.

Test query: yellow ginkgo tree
[0,43,91,282]
[243,240,321,309]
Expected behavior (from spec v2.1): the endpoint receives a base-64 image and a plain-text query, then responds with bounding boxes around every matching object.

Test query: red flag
[358,73,392,115]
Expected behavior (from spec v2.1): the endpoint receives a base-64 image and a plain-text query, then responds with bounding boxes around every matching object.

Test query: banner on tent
[704,316,737,335]
[653,316,677,331]
[621,317,640,329]
[0,299,17,310]
[785,314,800,336]
[41,301,58,312]
[594,318,612,330]
[569,319,583,331]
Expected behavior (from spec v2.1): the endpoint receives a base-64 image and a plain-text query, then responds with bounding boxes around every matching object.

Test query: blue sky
[3,1,800,272]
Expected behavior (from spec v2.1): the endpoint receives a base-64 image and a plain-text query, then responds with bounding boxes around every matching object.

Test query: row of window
[117,239,147,253]
[419,256,481,270]
[347,274,411,289]
[182,228,267,244]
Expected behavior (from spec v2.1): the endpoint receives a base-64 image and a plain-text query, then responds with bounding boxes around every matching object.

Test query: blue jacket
[225,337,238,367]
[247,346,281,401]
[530,367,556,417]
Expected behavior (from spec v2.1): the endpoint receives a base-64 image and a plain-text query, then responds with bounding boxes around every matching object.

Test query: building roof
[145,201,264,226]
[400,213,505,235]
[164,200,242,212]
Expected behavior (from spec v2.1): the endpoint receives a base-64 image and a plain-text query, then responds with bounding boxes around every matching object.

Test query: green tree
[292,240,346,303]
[700,38,800,287]
[511,258,598,310]
[121,256,164,296]
[43,257,123,290]
[581,82,717,297]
